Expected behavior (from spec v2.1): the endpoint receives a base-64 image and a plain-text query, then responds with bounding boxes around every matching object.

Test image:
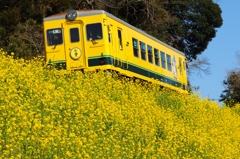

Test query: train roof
[43,10,185,56]
[43,10,103,22]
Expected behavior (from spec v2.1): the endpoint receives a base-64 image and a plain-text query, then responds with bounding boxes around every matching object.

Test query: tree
[8,19,44,59]
[0,1,21,48]
[0,0,222,62]
[0,0,76,57]
[187,56,211,93]
[92,0,223,62]
[165,0,223,61]
[187,56,211,76]
[92,0,223,61]
[220,52,240,107]
[220,71,240,107]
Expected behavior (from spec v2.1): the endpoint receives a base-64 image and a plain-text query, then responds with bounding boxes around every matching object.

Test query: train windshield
[86,23,103,41]
[47,28,63,46]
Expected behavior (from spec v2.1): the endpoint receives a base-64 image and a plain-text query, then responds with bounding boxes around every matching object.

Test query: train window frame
[118,29,123,50]
[70,28,80,43]
[167,54,172,71]
[132,38,139,58]
[148,45,153,63]
[108,33,111,42]
[140,42,146,61]
[160,51,166,69]
[179,58,182,75]
[86,23,103,41]
[154,48,160,66]
[46,28,63,46]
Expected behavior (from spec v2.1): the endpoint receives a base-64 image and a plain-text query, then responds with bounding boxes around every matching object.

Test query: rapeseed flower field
[0,48,240,158]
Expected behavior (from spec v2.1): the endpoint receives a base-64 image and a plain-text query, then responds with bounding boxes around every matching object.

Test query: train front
[43,10,89,70]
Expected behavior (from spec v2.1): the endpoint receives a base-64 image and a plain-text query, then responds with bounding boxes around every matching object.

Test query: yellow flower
[0,49,240,158]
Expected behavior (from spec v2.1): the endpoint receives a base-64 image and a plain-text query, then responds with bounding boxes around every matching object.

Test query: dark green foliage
[0,0,222,61]
[165,0,223,60]
[0,0,76,58]
[8,19,44,59]
[220,71,240,107]
[105,0,222,61]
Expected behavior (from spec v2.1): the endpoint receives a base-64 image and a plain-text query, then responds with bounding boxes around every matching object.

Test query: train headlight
[66,10,77,21]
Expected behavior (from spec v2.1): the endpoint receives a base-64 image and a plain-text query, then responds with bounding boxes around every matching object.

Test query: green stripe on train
[88,57,187,90]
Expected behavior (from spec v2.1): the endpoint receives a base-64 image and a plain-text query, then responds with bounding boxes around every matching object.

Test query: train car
[43,9,188,93]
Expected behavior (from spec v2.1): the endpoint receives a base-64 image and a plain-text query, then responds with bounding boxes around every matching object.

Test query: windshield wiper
[53,44,57,50]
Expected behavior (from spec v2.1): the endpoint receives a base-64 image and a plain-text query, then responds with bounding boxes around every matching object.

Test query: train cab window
[132,38,139,57]
[167,54,172,71]
[86,23,103,41]
[154,48,160,66]
[140,42,146,60]
[118,29,123,50]
[148,45,153,63]
[70,28,80,42]
[161,51,166,69]
[47,28,63,46]
[179,58,182,75]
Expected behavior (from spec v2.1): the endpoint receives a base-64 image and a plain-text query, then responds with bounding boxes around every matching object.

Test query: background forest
[1,0,238,107]
[0,0,222,61]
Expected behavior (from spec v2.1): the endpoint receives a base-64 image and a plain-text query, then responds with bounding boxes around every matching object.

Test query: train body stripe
[88,57,187,90]
[48,57,187,90]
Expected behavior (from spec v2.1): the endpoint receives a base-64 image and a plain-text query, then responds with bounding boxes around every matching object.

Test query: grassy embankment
[0,49,240,158]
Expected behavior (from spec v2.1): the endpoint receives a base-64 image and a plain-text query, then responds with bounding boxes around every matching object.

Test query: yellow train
[43,10,188,93]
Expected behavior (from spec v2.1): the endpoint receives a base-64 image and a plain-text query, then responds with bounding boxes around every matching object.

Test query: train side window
[179,58,182,75]
[108,34,111,42]
[167,54,172,71]
[86,23,103,41]
[148,45,153,63]
[132,38,139,57]
[118,29,123,50]
[47,28,63,46]
[154,48,160,66]
[140,42,146,60]
[70,28,80,42]
[161,51,166,69]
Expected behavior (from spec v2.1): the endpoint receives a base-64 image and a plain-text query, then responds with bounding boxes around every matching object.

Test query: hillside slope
[0,49,240,158]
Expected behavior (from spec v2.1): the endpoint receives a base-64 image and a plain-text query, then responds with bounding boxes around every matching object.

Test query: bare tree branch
[235,51,240,65]
[188,56,211,77]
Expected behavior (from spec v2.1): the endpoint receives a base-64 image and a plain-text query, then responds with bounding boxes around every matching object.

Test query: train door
[107,24,114,62]
[64,22,86,70]
[117,28,127,69]
[178,58,183,87]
